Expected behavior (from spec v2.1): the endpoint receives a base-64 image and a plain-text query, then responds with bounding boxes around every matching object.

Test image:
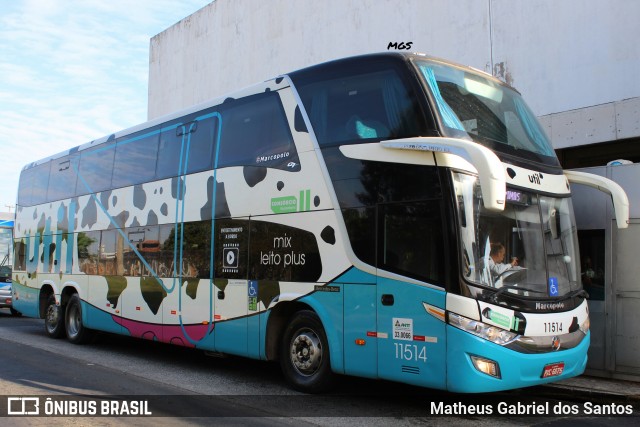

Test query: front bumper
[446,325,589,393]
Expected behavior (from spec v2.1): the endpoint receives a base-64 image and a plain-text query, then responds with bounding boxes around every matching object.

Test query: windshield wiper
[490,284,546,303]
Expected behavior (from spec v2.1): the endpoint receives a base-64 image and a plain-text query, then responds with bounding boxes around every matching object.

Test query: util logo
[528,172,544,185]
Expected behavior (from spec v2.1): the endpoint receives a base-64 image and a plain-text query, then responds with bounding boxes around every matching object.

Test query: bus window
[31,162,51,206]
[292,62,429,147]
[177,222,211,279]
[112,128,160,189]
[48,155,79,202]
[157,224,176,278]
[13,239,26,271]
[124,226,158,277]
[378,202,445,285]
[77,231,100,275]
[156,115,218,180]
[186,117,217,173]
[217,92,299,171]
[99,230,119,276]
[341,206,376,267]
[18,162,51,206]
[76,143,115,195]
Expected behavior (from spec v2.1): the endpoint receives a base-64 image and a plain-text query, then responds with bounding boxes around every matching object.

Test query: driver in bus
[488,243,518,278]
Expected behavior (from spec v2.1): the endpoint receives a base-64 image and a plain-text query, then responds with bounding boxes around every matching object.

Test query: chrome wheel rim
[289,328,323,376]
[67,303,81,337]
[45,304,59,333]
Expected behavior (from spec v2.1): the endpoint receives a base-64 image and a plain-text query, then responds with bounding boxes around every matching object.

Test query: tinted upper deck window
[217,91,299,171]
[18,161,51,206]
[112,128,160,189]
[291,56,433,147]
[157,113,218,180]
[48,155,79,202]
[76,143,115,195]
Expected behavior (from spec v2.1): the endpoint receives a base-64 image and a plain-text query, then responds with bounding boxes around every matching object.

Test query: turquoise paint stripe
[208,113,223,328]
[54,233,62,274]
[65,199,76,273]
[42,217,52,272]
[178,113,222,345]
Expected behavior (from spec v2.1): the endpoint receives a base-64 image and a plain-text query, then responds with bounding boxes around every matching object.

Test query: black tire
[65,294,94,344]
[280,310,334,393]
[44,295,65,338]
[10,308,21,317]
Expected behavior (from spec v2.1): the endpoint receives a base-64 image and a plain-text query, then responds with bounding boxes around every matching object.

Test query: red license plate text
[541,362,565,378]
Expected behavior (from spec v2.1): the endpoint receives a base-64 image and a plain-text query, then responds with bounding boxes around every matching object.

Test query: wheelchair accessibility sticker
[549,277,559,297]
[248,280,258,311]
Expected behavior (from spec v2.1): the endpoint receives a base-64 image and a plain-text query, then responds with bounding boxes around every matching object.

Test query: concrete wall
[148,0,640,149]
[148,0,492,119]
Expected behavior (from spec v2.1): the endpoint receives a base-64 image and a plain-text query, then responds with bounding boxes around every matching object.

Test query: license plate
[541,362,565,378]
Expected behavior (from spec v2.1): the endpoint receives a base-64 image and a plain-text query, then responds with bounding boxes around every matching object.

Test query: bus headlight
[448,312,518,345]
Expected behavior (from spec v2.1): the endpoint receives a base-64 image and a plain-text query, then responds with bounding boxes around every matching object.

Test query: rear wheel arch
[265,301,311,361]
[38,285,56,318]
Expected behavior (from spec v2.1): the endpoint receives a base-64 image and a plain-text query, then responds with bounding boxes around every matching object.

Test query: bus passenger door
[375,202,447,389]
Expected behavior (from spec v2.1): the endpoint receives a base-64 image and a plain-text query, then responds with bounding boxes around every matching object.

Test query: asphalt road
[0,309,638,426]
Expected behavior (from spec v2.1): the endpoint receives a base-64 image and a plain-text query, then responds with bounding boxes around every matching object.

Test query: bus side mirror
[381,138,506,212]
[565,170,630,229]
[339,137,506,212]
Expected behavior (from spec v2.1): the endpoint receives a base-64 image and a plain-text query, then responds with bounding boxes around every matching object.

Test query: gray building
[147,0,640,380]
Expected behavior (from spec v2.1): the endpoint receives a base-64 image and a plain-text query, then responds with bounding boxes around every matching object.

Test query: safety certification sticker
[393,318,413,341]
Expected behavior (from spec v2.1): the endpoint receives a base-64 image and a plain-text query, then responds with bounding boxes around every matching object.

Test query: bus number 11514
[394,343,427,363]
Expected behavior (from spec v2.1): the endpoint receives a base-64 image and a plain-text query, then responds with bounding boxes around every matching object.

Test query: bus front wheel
[44,295,65,338]
[65,294,94,344]
[280,310,334,393]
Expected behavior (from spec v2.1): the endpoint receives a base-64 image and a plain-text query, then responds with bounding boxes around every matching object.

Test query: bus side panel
[11,280,39,318]
[247,307,261,359]
[377,278,447,389]
[213,280,248,356]
[446,326,589,392]
[343,282,377,378]
[83,299,127,335]
[86,275,123,334]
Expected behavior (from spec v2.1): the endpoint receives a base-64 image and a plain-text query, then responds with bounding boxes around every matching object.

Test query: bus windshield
[414,59,559,168]
[454,172,582,300]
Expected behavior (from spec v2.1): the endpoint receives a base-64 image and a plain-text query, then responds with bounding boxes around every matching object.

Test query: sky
[0,0,213,213]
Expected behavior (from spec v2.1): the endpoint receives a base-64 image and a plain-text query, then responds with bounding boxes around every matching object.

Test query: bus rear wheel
[280,310,334,393]
[65,294,94,344]
[44,295,65,338]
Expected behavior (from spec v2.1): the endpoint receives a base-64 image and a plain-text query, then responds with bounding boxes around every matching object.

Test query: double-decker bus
[13,53,629,393]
